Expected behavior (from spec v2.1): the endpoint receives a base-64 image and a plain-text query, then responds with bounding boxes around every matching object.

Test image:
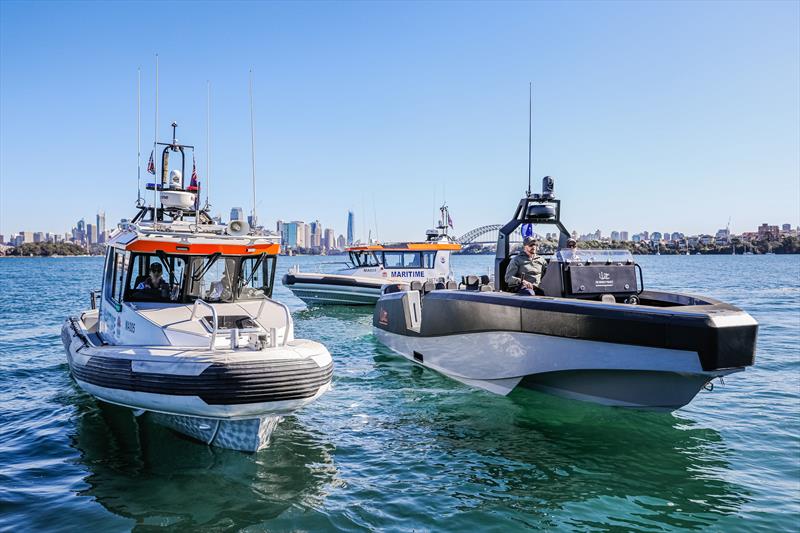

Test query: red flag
[188,155,200,193]
[189,156,199,187]
[147,150,156,175]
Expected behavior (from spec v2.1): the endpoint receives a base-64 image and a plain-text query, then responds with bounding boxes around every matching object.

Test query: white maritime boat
[282,205,461,306]
[62,125,332,451]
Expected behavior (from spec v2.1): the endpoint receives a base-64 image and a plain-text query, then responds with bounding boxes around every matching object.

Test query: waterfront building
[663,232,672,242]
[230,207,244,222]
[651,232,662,243]
[96,212,106,243]
[757,223,780,241]
[611,231,620,241]
[0,234,4,245]
[337,234,346,250]
[33,232,44,243]
[324,228,335,250]
[304,224,311,249]
[276,220,284,234]
[87,223,98,245]
[632,234,641,243]
[347,211,355,245]
[620,231,629,241]
[283,222,300,249]
[310,220,322,248]
[782,223,791,232]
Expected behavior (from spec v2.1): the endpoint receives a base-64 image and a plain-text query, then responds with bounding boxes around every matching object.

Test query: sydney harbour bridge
[454,225,525,245]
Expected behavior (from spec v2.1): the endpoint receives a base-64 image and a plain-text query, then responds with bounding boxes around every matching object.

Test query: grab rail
[256,298,292,347]
[191,298,218,351]
[89,290,101,310]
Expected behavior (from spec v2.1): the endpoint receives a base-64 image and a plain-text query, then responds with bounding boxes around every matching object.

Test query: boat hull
[62,317,332,451]
[282,272,389,306]
[373,289,757,410]
[375,329,736,410]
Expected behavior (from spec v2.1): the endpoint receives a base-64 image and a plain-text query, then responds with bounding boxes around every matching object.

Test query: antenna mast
[137,67,142,206]
[206,80,211,211]
[153,54,159,222]
[249,69,257,229]
[527,82,532,197]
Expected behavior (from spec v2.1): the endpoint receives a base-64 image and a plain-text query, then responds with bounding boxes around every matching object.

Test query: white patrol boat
[61,125,332,452]
[282,205,461,306]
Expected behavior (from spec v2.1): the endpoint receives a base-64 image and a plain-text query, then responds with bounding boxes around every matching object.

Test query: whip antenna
[137,67,142,206]
[249,69,257,229]
[206,80,211,210]
[527,82,532,197]
[153,54,159,220]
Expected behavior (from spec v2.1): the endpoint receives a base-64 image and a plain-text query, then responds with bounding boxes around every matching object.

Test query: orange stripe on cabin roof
[346,243,461,252]
[125,240,280,255]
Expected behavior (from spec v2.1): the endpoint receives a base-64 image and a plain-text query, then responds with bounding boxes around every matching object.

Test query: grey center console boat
[373,178,757,410]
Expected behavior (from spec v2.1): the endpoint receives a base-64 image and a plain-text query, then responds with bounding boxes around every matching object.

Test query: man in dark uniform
[505,236,547,295]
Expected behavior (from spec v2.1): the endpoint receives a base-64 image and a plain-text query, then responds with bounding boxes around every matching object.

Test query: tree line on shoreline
[458,236,800,255]
[1,242,104,257]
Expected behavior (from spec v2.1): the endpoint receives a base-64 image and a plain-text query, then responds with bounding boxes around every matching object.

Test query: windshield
[555,248,634,264]
[349,251,380,267]
[125,252,276,303]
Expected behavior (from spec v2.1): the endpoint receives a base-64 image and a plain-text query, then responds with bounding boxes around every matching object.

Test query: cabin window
[349,251,379,267]
[402,252,421,268]
[104,248,130,308]
[186,255,237,303]
[239,254,276,299]
[382,251,424,268]
[382,252,403,268]
[125,253,186,302]
[421,251,437,269]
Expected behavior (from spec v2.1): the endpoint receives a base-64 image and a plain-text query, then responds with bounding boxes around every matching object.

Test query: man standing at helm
[505,236,547,295]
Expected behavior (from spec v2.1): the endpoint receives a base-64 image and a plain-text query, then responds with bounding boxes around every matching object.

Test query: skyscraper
[347,211,355,245]
[337,234,346,250]
[230,207,244,222]
[96,211,106,243]
[324,228,335,250]
[310,220,322,248]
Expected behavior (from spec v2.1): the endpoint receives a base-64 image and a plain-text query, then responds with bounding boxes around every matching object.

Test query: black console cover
[568,264,637,295]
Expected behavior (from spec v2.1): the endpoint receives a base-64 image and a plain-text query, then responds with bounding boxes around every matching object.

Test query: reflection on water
[69,397,338,530]
[369,352,751,530]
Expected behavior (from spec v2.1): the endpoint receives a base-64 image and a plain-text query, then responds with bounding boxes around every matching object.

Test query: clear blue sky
[1,1,798,241]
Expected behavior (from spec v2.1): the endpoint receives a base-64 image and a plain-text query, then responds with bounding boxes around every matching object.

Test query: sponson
[373,177,757,410]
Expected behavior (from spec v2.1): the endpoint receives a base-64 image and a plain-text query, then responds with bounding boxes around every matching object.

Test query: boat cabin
[345,242,460,280]
[102,232,279,309]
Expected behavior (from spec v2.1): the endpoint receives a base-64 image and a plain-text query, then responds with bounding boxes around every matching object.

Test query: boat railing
[89,290,101,310]
[256,298,291,346]
[191,298,218,351]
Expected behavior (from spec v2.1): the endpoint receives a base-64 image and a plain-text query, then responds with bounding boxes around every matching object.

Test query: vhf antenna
[249,69,257,229]
[527,82,532,197]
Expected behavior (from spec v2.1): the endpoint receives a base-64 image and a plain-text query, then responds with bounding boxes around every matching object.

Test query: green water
[0,255,798,531]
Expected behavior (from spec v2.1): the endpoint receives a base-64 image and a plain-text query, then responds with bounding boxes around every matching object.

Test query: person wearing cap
[565,237,581,260]
[505,236,547,295]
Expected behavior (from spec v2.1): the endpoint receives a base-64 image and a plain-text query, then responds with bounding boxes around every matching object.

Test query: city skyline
[4,202,796,249]
[1,2,798,241]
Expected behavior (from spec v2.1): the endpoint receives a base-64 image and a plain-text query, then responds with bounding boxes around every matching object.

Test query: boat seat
[422,281,436,294]
[480,275,491,285]
[479,284,494,292]
[446,281,457,290]
[435,282,445,290]
[410,281,424,292]
[463,275,481,291]
[382,283,405,295]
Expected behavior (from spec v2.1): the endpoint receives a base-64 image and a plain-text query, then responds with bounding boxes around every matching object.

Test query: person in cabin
[136,263,168,292]
[505,236,547,295]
